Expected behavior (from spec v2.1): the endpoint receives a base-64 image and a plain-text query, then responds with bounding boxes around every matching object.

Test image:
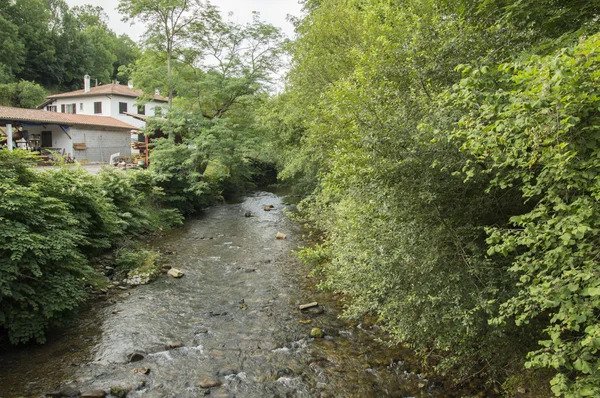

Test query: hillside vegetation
[262,0,600,395]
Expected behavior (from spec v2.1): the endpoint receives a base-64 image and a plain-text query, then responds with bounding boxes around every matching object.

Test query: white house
[0,105,136,163]
[41,75,168,129]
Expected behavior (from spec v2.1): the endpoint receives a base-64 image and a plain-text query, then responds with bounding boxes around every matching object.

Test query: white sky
[63,0,303,41]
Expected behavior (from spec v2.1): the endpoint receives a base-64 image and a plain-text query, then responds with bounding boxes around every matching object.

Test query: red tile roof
[0,106,138,131]
[47,83,168,102]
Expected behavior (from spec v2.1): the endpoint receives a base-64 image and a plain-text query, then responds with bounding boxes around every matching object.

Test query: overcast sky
[63,0,303,41]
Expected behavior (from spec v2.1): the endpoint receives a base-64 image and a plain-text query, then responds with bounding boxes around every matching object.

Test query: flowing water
[0,192,464,397]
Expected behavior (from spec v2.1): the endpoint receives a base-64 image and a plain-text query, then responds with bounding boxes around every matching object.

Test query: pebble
[198,377,222,388]
[310,328,324,338]
[166,341,183,349]
[132,367,151,375]
[167,268,184,278]
[109,385,129,398]
[299,302,318,310]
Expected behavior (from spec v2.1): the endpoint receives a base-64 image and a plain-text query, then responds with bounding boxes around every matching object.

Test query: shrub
[0,152,185,344]
[0,150,96,343]
[148,139,219,214]
[451,34,600,396]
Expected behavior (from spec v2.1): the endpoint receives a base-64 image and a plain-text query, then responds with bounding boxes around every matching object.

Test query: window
[94,102,102,114]
[65,103,76,114]
[137,105,145,115]
[119,102,128,114]
[79,103,83,111]
[46,105,57,112]
[41,131,52,147]
[61,104,65,113]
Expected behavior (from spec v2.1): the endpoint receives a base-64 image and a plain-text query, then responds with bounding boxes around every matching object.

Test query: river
[0,192,463,397]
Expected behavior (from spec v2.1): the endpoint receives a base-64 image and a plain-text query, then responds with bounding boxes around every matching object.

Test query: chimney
[155,88,160,96]
[128,80,133,89]
[84,75,91,93]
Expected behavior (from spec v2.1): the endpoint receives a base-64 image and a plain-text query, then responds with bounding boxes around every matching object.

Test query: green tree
[118,0,215,107]
[0,81,47,108]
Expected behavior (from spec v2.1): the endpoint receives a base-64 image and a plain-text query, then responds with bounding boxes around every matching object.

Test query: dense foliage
[0,150,183,344]
[451,35,600,396]
[0,0,283,345]
[0,0,139,104]
[267,0,600,395]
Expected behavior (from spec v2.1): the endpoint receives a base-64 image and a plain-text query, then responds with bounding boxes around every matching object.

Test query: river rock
[275,232,286,240]
[310,328,324,338]
[132,367,151,375]
[81,389,107,397]
[167,268,184,278]
[264,205,274,211]
[166,340,183,349]
[109,385,130,398]
[244,211,252,217]
[198,377,222,388]
[299,302,318,310]
[128,351,146,362]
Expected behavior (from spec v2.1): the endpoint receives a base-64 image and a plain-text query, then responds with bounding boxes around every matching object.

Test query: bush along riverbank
[265,1,600,396]
[0,149,220,345]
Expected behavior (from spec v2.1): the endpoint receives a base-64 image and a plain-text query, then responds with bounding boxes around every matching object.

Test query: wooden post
[6,123,12,151]
[145,134,149,166]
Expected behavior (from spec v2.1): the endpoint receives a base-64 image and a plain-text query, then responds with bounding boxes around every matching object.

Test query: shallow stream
[0,192,463,397]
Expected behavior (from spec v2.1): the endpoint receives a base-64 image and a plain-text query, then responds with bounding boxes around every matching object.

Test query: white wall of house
[17,124,131,163]
[69,127,132,163]
[48,95,165,129]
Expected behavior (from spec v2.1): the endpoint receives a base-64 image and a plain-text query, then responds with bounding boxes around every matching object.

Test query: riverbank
[0,192,480,397]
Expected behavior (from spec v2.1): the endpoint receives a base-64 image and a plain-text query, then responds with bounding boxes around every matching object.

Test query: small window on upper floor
[65,103,76,114]
[46,105,57,112]
[137,105,145,115]
[119,102,128,114]
[94,102,102,114]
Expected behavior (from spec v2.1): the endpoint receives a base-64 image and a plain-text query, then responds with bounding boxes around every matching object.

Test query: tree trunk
[167,45,173,108]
